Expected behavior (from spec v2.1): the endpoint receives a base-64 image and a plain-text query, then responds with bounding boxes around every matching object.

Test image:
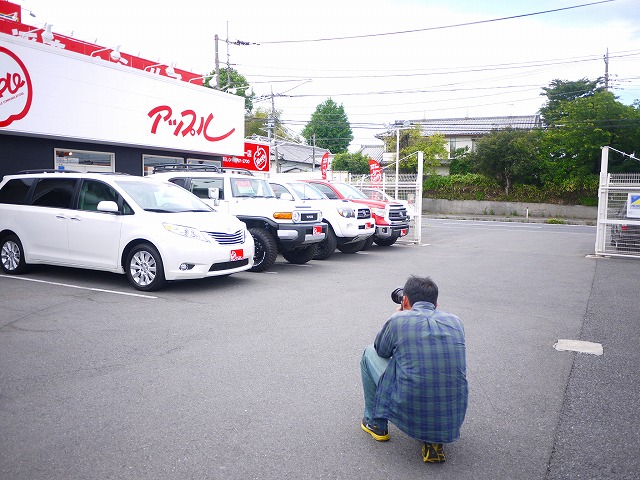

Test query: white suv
[0,171,254,291]
[147,166,326,272]
[268,179,375,259]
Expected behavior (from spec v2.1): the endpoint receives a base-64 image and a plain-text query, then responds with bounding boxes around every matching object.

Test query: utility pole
[312,134,316,171]
[604,48,609,91]
[269,87,279,172]
[214,34,220,89]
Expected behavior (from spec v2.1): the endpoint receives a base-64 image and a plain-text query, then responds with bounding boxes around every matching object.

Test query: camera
[391,287,404,304]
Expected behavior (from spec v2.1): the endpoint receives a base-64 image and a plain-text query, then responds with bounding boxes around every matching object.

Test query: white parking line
[0,274,157,299]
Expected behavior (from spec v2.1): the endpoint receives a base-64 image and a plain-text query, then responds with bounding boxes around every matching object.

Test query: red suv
[304,180,409,248]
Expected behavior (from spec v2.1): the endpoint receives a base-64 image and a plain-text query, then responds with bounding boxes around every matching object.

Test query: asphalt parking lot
[1,218,638,480]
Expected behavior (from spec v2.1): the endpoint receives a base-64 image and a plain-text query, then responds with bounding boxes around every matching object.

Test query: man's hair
[403,275,438,306]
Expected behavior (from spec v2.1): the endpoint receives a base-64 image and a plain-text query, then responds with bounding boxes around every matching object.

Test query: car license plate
[230,249,243,261]
[366,222,373,229]
[400,229,407,236]
[313,225,322,235]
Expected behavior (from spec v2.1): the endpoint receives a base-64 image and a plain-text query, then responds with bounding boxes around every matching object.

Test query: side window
[270,183,289,199]
[78,180,118,211]
[190,177,224,200]
[0,178,35,205]
[31,178,77,208]
[312,183,338,199]
[170,177,188,188]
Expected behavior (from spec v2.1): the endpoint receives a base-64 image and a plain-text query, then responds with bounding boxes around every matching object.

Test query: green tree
[331,151,370,174]
[383,126,448,174]
[245,107,302,142]
[204,67,254,113]
[540,77,604,125]
[469,128,545,195]
[399,132,448,174]
[542,91,640,181]
[448,147,472,174]
[302,98,353,153]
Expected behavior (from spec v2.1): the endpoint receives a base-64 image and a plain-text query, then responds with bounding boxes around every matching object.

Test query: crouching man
[360,275,468,463]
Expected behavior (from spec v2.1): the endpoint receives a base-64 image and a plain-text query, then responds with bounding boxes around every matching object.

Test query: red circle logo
[254,146,268,171]
[0,46,33,128]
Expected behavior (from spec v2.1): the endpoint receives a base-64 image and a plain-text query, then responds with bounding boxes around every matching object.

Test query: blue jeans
[360,344,390,430]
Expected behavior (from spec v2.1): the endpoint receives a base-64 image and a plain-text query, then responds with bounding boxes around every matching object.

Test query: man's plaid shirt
[373,301,468,443]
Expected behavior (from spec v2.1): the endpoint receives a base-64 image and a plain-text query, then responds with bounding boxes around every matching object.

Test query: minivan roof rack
[17,169,81,174]
[152,163,222,173]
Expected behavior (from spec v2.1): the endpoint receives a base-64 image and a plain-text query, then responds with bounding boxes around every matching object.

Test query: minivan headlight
[163,223,209,242]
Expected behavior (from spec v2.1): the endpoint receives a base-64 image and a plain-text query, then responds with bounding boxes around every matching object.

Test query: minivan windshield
[117,180,212,213]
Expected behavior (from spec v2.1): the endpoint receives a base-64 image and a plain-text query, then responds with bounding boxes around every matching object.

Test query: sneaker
[361,419,390,441]
[422,442,446,463]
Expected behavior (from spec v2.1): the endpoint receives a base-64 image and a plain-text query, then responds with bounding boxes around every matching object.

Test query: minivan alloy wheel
[1,235,27,274]
[126,243,166,291]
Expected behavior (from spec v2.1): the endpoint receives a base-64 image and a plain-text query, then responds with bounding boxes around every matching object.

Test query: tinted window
[31,178,77,208]
[0,178,34,204]
[170,177,188,188]
[78,180,119,211]
[189,177,224,200]
[311,183,338,199]
[270,183,290,199]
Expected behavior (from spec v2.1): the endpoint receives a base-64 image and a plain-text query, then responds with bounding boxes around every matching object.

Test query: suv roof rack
[221,167,254,176]
[17,169,81,174]
[152,163,222,173]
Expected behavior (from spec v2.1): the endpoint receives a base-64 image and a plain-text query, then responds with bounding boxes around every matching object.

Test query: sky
[14,0,640,149]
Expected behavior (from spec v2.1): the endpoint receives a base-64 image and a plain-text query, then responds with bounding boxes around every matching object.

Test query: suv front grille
[357,208,371,219]
[300,212,320,222]
[205,229,245,245]
[388,205,408,223]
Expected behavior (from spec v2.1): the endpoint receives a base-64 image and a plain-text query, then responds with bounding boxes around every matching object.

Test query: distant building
[376,115,543,175]
[248,135,331,173]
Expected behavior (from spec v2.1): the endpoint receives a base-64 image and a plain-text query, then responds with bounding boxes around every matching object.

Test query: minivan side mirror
[97,200,119,213]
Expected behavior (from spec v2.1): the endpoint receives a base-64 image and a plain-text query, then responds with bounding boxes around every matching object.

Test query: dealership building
[0,0,271,179]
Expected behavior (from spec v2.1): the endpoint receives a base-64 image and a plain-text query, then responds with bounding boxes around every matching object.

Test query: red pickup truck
[303,179,410,249]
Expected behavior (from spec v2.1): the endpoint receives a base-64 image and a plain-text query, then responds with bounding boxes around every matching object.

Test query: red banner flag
[321,152,329,180]
[369,159,382,186]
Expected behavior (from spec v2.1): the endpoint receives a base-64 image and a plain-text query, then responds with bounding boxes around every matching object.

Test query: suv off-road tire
[249,228,278,272]
[282,244,318,264]
[374,236,398,247]
[336,239,366,254]
[1,234,27,274]
[126,243,166,291]
[314,226,338,260]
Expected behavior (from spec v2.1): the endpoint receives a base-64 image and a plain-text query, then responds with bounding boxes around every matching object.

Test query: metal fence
[595,151,640,258]
[347,172,423,245]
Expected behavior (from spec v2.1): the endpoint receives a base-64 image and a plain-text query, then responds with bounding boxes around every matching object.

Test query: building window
[55,149,114,173]
[143,155,184,175]
[186,158,222,168]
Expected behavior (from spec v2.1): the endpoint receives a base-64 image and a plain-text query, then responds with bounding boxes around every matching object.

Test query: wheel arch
[120,238,162,272]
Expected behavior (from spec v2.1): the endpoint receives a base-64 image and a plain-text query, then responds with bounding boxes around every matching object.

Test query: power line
[254,0,616,44]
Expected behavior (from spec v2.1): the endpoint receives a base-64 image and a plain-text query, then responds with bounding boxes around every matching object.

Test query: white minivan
[0,171,254,291]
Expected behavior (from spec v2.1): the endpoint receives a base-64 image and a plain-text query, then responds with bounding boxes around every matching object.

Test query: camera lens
[391,287,404,304]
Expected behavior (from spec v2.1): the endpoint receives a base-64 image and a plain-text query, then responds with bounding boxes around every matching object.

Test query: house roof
[278,142,329,166]
[357,144,385,163]
[375,115,543,140]
[248,135,330,166]
[415,115,542,136]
